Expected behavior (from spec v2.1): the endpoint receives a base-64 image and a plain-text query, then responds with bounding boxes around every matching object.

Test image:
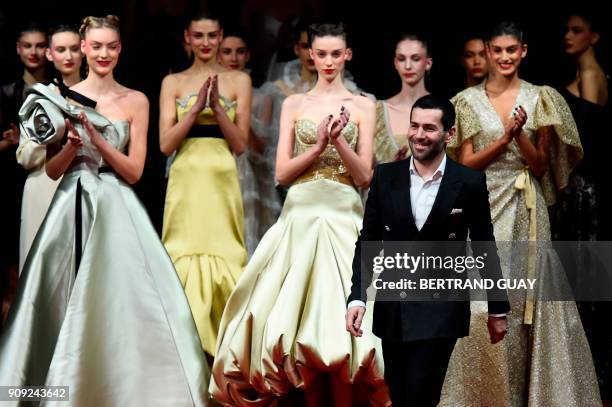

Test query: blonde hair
[79,15,120,38]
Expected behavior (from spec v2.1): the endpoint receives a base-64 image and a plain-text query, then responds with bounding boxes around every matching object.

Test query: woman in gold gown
[375,33,431,164]
[440,21,601,407]
[159,10,252,358]
[210,23,389,407]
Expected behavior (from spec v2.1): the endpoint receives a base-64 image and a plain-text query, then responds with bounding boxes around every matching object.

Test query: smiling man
[346,94,510,406]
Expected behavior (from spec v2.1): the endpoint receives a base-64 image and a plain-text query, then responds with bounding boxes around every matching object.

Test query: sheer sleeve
[447,91,482,160]
[534,86,583,205]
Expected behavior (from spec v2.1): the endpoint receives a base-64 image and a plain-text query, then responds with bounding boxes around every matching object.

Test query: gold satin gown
[440,80,601,406]
[210,119,389,406]
[163,95,247,357]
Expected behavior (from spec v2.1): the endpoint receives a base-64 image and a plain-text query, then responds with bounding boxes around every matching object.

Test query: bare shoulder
[352,94,376,113]
[282,93,305,109]
[161,72,179,87]
[223,69,252,86]
[125,88,149,107]
[114,87,149,117]
[582,66,607,84]
[161,70,193,91]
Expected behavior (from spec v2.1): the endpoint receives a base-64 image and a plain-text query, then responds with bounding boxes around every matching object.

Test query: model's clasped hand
[64,118,83,149]
[503,105,527,144]
[316,106,351,151]
[194,75,221,114]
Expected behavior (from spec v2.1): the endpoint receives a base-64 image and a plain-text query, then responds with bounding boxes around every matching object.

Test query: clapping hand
[316,114,334,151]
[329,106,350,140]
[503,105,527,144]
[64,119,83,149]
[76,112,104,147]
[193,77,212,112]
[208,75,222,114]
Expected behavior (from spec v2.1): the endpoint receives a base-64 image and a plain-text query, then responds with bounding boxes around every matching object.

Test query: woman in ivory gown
[210,22,389,407]
[17,24,84,273]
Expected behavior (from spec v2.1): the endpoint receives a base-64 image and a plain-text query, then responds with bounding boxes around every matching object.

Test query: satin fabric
[0,84,209,406]
[17,138,60,272]
[163,94,246,357]
[210,119,388,406]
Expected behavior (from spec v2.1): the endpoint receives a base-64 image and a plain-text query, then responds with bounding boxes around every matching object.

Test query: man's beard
[409,138,446,164]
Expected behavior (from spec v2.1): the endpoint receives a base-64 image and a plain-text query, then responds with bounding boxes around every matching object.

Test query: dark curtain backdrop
[0,0,609,232]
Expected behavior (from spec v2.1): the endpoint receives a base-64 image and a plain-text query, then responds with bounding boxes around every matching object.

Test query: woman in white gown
[210,22,389,407]
[17,25,83,272]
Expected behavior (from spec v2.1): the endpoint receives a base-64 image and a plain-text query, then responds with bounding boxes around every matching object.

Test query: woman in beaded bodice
[440,22,600,407]
[159,10,252,360]
[211,23,389,407]
[0,16,209,405]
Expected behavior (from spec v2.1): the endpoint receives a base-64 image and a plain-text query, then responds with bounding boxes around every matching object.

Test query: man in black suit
[346,94,510,407]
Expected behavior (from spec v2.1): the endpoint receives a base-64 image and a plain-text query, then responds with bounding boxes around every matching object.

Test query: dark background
[0,0,609,231]
[1,1,611,400]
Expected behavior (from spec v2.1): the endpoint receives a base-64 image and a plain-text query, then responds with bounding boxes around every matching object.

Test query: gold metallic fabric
[440,81,600,407]
[373,100,410,164]
[292,119,357,187]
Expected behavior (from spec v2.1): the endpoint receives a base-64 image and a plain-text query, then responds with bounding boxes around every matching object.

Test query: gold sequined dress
[163,95,247,357]
[440,80,601,406]
[374,100,410,164]
[210,119,389,406]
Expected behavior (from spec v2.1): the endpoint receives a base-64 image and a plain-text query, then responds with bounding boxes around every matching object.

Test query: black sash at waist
[186,125,224,139]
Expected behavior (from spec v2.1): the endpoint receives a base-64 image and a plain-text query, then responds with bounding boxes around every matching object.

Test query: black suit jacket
[348,156,510,342]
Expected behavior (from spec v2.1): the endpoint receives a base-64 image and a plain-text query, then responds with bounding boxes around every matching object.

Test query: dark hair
[461,31,486,47]
[48,24,79,44]
[17,22,46,41]
[307,22,347,47]
[292,17,314,44]
[186,8,221,30]
[411,95,455,131]
[487,21,525,43]
[567,11,602,34]
[397,32,430,56]
[222,26,251,48]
